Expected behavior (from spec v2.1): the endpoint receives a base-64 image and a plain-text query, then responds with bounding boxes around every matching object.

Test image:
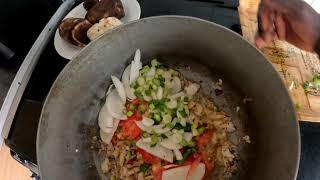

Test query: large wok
[37,16,300,180]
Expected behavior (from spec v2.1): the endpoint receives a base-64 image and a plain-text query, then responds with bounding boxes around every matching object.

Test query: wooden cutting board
[238,0,320,122]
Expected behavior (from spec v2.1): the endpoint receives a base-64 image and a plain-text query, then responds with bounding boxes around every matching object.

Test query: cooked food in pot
[98,49,238,180]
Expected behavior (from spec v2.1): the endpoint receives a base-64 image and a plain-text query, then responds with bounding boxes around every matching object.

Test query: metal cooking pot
[37,16,300,180]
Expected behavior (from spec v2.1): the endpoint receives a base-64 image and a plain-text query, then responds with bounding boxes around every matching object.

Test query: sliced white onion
[125,86,136,100]
[134,49,141,62]
[130,49,142,84]
[160,138,182,150]
[106,84,114,95]
[171,77,181,94]
[106,89,126,120]
[121,64,136,100]
[166,99,177,109]
[136,139,174,163]
[98,104,113,128]
[174,149,183,160]
[142,117,155,127]
[162,163,206,180]
[99,119,120,144]
[157,87,163,99]
[146,66,156,77]
[170,92,185,99]
[162,165,190,180]
[111,75,126,103]
[121,64,131,87]
[135,121,171,134]
[184,132,193,142]
[184,83,200,96]
[143,95,152,102]
[170,133,183,144]
[142,137,152,143]
[187,163,206,180]
[163,164,179,170]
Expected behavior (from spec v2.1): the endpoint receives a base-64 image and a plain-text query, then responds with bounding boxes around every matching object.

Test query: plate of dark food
[54,0,141,60]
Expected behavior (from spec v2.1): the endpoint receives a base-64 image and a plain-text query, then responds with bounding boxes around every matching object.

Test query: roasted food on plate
[59,18,92,47]
[83,0,99,11]
[87,17,123,41]
[85,0,125,24]
[98,49,238,180]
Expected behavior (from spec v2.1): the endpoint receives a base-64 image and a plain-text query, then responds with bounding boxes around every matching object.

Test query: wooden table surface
[239,0,320,122]
[0,146,31,180]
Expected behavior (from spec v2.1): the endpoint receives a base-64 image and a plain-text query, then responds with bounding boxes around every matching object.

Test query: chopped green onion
[142,132,150,138]
[153,113,161,122]
[165,122,175,129]
[129,104,137,111]
[157,75,165,87]
[176,147,196,164]
[141,66,150,74]
[156,69,164,75]
[140,104,146,114]
[151,84,157,90]
[179,139,189,147]
[127,111,134,117]
[169,69,179,76]
[150,135,159,147]
[180,118,186,127]
[137,77,145,86]
[145,89,152,96]
[131,81,139,89]
[134,91,143,99]
[163,114,172,123]
[160,134,168,139]
[197,127,205,135]
[152,78,160,86]
[179,110,188,118]
[184,123,192,132]
[171,108,178,116]
[151,59,160,67]
[140,163,150,173]
[149,104,155,109]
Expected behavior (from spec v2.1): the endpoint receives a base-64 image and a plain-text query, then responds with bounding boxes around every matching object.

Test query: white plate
[54,0,141,60]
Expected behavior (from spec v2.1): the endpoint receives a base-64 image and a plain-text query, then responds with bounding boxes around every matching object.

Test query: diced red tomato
[126,99,148,120]
[111,134,118,145]
[118,120,141,140]
[131,99,141,105]
[152,162,163,180]
[187,154,202,179]
[196,130,213,148]
[137,148,160,164]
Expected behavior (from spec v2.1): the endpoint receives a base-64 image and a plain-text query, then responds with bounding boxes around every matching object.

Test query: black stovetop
[4,0,320,179]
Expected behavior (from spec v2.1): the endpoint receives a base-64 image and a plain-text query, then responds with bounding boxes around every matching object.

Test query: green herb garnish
[127,111,134,117]
[140,163,151,173]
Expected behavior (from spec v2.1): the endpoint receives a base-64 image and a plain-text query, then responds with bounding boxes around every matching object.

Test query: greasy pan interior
[37,16,300,180]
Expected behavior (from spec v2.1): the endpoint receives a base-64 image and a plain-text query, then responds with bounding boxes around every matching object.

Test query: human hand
[255,0,320,52]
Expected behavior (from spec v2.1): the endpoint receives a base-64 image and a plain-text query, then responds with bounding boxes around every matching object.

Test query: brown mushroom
[85,0,125,24]
[71,19,92,47]
[83,0,99,11]
[58,18,84,44]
